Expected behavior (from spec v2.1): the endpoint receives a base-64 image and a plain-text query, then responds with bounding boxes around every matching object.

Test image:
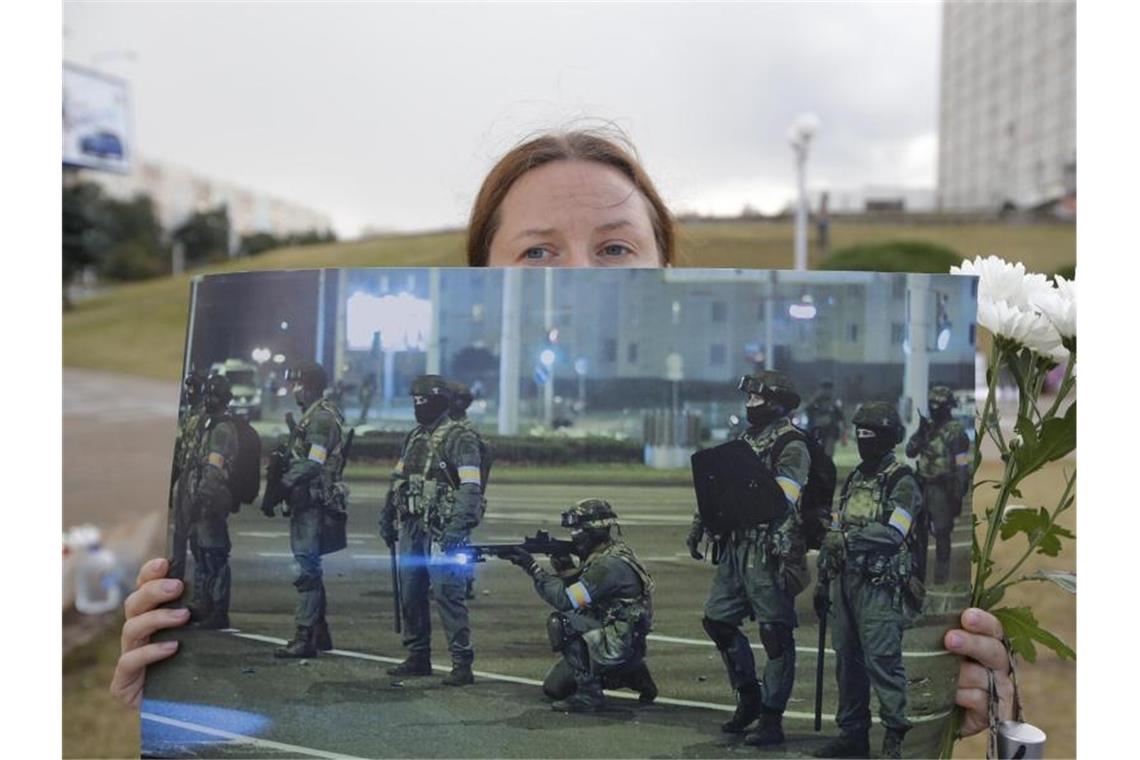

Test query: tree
[173,205,231,265]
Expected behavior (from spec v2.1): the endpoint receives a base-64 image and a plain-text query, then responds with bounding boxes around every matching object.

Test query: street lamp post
[787,113,821,272]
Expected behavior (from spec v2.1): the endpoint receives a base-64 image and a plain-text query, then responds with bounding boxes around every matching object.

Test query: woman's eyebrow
[595,219,634,232]
[511,227,557,241]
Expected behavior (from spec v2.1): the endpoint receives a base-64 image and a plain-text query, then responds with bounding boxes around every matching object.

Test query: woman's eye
[599,244,634,259]
[523,247,552,260]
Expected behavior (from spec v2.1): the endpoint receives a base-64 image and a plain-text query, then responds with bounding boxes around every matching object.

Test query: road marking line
[255,552,295,558]
[141,712,368,760]
[225,631,950,723]
[646,634,954,659]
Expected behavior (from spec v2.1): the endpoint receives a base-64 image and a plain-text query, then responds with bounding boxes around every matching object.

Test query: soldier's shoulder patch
[565,581,593,610]
[308,444,328,464]
[207,452,226,469]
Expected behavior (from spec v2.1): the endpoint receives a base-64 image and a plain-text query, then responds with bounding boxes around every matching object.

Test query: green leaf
[992,606,1076,663]
[1012,403,1076,477]
[1027,570,1076,594]
[998,506,1074,556]
[979,585,1006,609]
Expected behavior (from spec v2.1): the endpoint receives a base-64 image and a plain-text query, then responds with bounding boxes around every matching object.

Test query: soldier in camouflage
[504,499,657,712]
[169,370,207,583]
[686,371,811,747]
[446,379,479,601]
[905,386,971,585]
[264,361,348,658]
[379,375,487,686]
[804,379,846,457]
[182,374,240,629]
[814,402,924,760]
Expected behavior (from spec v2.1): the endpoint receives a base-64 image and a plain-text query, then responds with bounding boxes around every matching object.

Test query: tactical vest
[395,417,470,527]
[915,420,966,480]
[289,398,346,501]
[580,540,655,632]
[741,417,797,461]
[177,410,207,478]
[839,458,911,530]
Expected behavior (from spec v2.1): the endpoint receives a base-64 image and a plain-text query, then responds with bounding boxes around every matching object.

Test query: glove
[813,582,830,619]
[504,547,539,575]
[823,530,846,561]
[260,499,276,518]
[686,518,705,560]
[379,520,398,547]
[439,529,468,553]
[550,553,577,575]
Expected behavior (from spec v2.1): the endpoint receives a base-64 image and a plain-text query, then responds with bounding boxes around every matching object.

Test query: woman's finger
[121,607,190,652]
[124,577,183,620]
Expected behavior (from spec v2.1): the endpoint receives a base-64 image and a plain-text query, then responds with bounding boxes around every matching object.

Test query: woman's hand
[945,607,1016,738]
[109,558,189,708]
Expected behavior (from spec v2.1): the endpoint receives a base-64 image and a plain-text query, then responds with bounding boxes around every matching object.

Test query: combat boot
[314,619,334,651]
[386,656,433,677]
[721,681,763,733]
[441,662,475,686]
[191,611,230,630]
[552,682,605,713]
[622,662,658,704]
[881,727,907,759]
[274,626,317,659]
[743,708,785,747]
[813,731,870,758]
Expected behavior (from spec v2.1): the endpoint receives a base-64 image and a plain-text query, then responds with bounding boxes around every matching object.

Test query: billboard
[63,63,132,173]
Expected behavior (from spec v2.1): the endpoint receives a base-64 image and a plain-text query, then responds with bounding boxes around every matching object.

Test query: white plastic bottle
[73,525,123,615]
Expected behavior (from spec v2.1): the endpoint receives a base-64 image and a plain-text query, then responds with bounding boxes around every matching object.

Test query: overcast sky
[64,2,941,238]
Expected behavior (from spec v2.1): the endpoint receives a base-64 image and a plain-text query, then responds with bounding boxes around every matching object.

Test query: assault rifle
[453,530,575,565]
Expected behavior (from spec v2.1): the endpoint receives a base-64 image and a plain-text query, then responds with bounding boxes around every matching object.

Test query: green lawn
[346,461,695,486]
[63,221,1075,381]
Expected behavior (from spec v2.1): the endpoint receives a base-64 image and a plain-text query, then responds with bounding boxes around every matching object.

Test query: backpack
[226,416,263,508]
[772,426,837,550]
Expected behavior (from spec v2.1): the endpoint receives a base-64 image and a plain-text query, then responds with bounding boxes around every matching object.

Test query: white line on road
[646,634,954,659]
[140,712,369,760]
[226,631,951,724]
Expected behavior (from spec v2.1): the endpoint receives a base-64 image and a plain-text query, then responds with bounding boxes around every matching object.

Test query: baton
[814,576,829,732]
[390,542,402,634]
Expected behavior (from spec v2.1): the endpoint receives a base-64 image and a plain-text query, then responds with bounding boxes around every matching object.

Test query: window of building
[847,323,859,342]
[969,323,976,345]
[603,338,617,363]
[710,343,726,365]
[712,301,727,323]
[627,342,639,364]
[891,322,906,345]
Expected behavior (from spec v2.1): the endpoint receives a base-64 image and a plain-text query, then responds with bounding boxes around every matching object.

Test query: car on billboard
[210,359,263,421]
[79,130,125,160]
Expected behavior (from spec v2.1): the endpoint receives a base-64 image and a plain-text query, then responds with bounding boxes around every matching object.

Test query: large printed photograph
[143,267,978,758]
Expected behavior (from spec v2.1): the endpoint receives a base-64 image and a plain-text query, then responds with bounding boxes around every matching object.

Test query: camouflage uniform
[280,396,347,635]
[381,377,486,679]
[169,402,206,583]
[816,402,924,759]
[804,383,845,457]
[905,387,970,585]
[689,371,810,744]
[180,376,239,628]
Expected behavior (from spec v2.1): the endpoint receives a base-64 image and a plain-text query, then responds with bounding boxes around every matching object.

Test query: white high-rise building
[937,1,1076,212]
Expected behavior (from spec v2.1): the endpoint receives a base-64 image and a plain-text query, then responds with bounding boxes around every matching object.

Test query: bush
[821,241,962,273]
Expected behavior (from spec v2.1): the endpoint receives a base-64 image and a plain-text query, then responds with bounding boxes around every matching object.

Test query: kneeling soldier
[504,499,657,712]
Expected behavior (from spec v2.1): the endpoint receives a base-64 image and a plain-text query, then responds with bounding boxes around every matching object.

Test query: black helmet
[560,498,619,530]
[928,386,957,413]
[286,361,328,395]
[202,374,233,407]
[851,401,904,445]
[738,370,801,410]
[183,369,206,406]
[446,379,473,414]
[410,374,452,399]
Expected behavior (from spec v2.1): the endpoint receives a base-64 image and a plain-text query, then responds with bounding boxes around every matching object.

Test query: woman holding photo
[112,127,1013,745]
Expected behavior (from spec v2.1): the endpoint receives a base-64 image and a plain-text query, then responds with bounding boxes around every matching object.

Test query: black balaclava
[414,395,450,426]
[856,426,894,467]
[930,401,953,424]
[746,400,785,429]
[570,526,609,559]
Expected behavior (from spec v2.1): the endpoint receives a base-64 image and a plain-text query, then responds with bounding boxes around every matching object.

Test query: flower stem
[986,471,1076,591]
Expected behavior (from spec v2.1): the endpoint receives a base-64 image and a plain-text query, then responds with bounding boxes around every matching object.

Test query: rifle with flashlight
[450,530,575,565]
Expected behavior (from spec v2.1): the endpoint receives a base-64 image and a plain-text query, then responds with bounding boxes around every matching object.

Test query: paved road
[144,481,969,758]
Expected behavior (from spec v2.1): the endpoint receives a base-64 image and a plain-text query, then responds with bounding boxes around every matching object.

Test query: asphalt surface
[144,480,969,759]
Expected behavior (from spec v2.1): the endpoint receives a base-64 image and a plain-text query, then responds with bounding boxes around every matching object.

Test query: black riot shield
[691,439,788,534]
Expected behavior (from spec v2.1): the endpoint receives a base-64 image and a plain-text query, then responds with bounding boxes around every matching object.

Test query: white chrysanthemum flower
[951,255,1055,310]
[977,298,1063,356]
[1032,275,1077,340]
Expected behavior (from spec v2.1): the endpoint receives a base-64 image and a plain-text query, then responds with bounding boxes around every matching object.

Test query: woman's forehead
[498,159,653,234]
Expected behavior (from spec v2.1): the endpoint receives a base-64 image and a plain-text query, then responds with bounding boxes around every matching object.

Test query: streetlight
[787,113,821,271]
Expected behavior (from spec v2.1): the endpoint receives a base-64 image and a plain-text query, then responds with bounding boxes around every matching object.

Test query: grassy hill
[63,220,1074,380]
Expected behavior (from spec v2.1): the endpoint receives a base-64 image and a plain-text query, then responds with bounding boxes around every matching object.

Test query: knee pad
[758,623,793,660]
[546,611,574,652]
[702,616,740,650]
